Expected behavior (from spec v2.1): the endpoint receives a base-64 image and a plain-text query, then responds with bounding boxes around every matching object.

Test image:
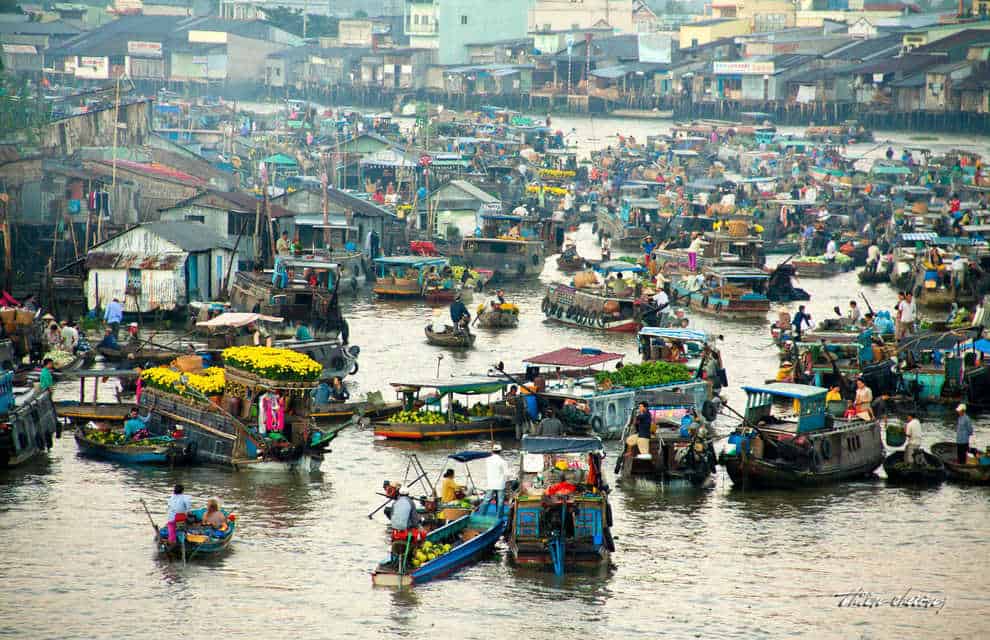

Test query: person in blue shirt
[96,328,119,351]
[792,305,812,341]
[311,380,332,408]
[330,377,349,402]
[104,297,124,339]
[295,324,314,341]
[123,407,150,440]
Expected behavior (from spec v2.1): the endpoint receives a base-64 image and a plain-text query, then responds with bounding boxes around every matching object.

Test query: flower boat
[374,377,514,440]
[508,436,614,576]
[138,347,341,472]
[719,384,884,489]
[74,424,194,465]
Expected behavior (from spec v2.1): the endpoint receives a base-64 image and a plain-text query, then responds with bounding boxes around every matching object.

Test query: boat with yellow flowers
[473,301,519,329]
[138,346,343,472]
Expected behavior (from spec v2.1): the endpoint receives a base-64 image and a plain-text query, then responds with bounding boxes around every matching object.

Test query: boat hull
[374,417,512,440]
[544,314,640,332]
[425,326,476,347]
[931,442,990,485]
[883,450,945,485]
[0,387,58,469]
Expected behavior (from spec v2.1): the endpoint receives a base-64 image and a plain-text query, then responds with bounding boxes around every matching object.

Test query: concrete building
[404,0,530,65]
[529,0,634,34]
[679,18,750,50]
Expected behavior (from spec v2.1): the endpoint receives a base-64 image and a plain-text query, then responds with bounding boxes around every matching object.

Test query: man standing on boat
[104,297,123,339]
[166,484,192,546]
[625,402,652,459]
[450,295,470,335]
[956,404,973,464]
[483,444,510,517]
[791,305,812,341]
[903,412,922,465]
[390,485,422,533]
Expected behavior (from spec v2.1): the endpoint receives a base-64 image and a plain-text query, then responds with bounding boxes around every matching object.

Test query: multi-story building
[404,0,530,65]
[529,0,634,33]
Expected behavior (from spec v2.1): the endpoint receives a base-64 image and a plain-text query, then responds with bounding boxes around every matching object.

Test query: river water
[2,119,989,639]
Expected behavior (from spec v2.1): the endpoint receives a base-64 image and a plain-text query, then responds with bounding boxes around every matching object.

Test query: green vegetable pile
[594,361,692,388]
[799,254,852,265]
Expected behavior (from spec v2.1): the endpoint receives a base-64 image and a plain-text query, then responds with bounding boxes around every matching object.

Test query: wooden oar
[140,498,160,538]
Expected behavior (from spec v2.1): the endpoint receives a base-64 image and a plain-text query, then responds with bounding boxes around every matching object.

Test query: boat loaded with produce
[74,424,195,466]
[374,377,514,440]
[543,262,664,333]
[508,436,613,576]
[518,348,712,439]
[138,346,342,472]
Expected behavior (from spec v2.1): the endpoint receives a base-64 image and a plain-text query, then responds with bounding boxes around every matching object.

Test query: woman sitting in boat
[330,377,349,402]
[123,408,151,441]
[850,378,874,420]
[201,498,227,530]
[439,469,465,504]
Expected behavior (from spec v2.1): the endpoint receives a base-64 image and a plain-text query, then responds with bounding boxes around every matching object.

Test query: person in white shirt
[951,255,967,289]
[847,300,861,325]
[903,413,922,465]
[866,244,881,272]
[652,289,670,324]
[688,233,705,271]
[901,292,916,336]
[60,321,79,353]
[483,444,510,517]
[600,235,612,261]
[825,238,838,262]
[166,484,192,544]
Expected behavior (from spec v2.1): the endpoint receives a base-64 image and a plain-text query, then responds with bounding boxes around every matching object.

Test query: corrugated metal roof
[524,348,624,368]
[85,252,185,270]
[141,221,235,252]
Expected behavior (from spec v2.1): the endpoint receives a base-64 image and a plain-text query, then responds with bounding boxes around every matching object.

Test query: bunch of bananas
[86,430,126,445]
[411,541,453,569]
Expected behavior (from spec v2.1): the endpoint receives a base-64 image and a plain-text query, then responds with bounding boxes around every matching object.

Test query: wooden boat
[508,436,614,575]
[374,377,513,440]
[931,442,990,485]
[858,262,892,284]
[882,450,945,485]
[543,262,650,333]
[556,252,587,272]
[74,425,195,465]
[719,384,884,489]
[618,413,717,487]
[0,373,59,468]
[96,344,184,364]
[311,396,402,423]
[156,507,237,558]
[474,304,519,329]
[672,266,771,320]
[595,206,648,250]
[460,210,545,280]
[372,510,506,587]
[57,401,134,426]
[373,256,460,300]
[791,256,853,278]
[425,325,476,348]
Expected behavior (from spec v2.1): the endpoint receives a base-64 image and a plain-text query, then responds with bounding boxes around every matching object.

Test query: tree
[265,6,339,38]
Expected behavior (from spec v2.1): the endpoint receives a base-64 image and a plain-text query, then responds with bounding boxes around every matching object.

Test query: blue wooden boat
[74,425,195,465]
[372,509,506,587]
[156,507,237,558]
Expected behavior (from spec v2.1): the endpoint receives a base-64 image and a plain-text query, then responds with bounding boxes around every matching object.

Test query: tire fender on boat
[596,312,606,328]
[590,416,604,434]
[542,296,551,313]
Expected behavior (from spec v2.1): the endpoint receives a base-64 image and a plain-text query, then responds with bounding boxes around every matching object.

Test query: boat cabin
[743,384,827,434]
[372,256,452,298]
[462,213,545,280]
[509,435,611,575]
[638,327,712,371]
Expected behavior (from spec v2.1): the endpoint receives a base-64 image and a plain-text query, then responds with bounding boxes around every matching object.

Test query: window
[125,268,141,295]
[460,15,468,25]
[184,215,205,224]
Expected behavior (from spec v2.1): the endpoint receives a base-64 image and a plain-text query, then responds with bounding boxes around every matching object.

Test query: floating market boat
[311,391,402,424]
[155,507,237,559]
[543,262,651,333]
[460,209,546,281]
[473,302,519,329]
[0,370,59,468]
[74,424,195,465]
[374,377,513,440]
[96,343,185,364]
[672,266,771,320]
[425,325,476,348]
[930,442,990,485]
[556,252,587,272]
[138,347,340,472]
[790,254,854,278]
[719,384,884,489]
[882,450,945,485]
[512,347,714,439]
[197,313,360,380]
[637,327,727,394]
[654,230,766,271]
[508,435,613,576]
[595,206,648,250]
[229,256,351,334]
[371,510,506,587]
[617,401,717,487]
[372,256,460,301]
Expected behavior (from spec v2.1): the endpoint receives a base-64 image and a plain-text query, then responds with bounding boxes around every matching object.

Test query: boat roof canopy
[523,347,623,368]
[374,256,449,267]
[448,451,493,463]
[391,376,507,395]
[595,260,645,273]
[520,435,604,454]
[196,312,283,328]
[707,266,770,279]
[638,328,709,342]
[742,383,826,400]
